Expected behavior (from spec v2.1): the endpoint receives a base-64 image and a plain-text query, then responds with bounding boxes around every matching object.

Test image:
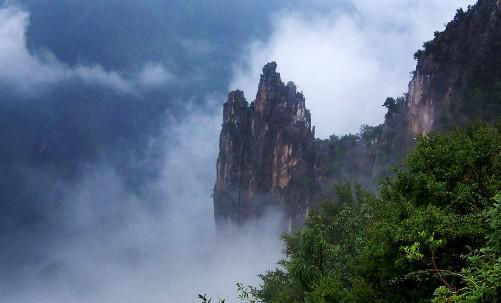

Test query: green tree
[202,123,501,303]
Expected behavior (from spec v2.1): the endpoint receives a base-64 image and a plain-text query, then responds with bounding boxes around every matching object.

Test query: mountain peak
[262,61,278,76]
[214,62,315,235]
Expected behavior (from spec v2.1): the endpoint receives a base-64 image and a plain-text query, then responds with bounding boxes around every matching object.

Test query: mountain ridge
[214,0,501,232]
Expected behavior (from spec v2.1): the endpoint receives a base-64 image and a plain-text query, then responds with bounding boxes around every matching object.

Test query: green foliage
[315,125,383,187]
[236,283,261,303]
[382,97,397,110]
[365,124,501,301]
[246,184,379,303]
[434,194,501,302]
[397,124,501,213]
[198,294,226,303]
[247,124,500,303]
[486,194,501,253]
[360,124,382,143]
[203,124,501,302]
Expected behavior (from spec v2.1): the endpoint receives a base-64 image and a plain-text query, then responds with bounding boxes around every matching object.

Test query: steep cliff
[214,0,501,231]
[407,0,501,135]
[214,62,316,233]
[374,0,501,177]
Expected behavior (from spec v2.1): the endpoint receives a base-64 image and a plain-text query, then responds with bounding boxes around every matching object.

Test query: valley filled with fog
[0,1,476,302]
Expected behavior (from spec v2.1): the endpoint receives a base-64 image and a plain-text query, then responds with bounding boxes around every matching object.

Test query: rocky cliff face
[405,0,501,135]
[214,0,501,231]
[373,0,501,177]
[214,62,316,234]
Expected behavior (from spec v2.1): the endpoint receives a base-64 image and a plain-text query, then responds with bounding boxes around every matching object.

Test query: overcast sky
[0,1,478,302]
[1,0,476,136]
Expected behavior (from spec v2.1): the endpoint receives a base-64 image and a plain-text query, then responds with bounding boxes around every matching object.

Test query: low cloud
[230,0,476,137]
[1,99,283,303]
[0,6,169,95]
[138,64,171,87]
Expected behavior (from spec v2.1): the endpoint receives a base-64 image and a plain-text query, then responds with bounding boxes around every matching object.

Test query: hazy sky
[1,0,476,136]
[0,1,477,302]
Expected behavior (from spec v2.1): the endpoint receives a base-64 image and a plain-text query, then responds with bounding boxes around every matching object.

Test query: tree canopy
[201,123,501,302]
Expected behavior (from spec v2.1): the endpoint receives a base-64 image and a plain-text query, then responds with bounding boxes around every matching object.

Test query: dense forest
[201,123,501,302]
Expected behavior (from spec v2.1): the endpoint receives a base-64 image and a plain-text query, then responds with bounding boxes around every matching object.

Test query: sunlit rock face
[214,62,316,235]
[407,69,436,136]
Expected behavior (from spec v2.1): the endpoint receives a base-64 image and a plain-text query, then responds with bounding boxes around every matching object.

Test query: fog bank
[1,103,283,303]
